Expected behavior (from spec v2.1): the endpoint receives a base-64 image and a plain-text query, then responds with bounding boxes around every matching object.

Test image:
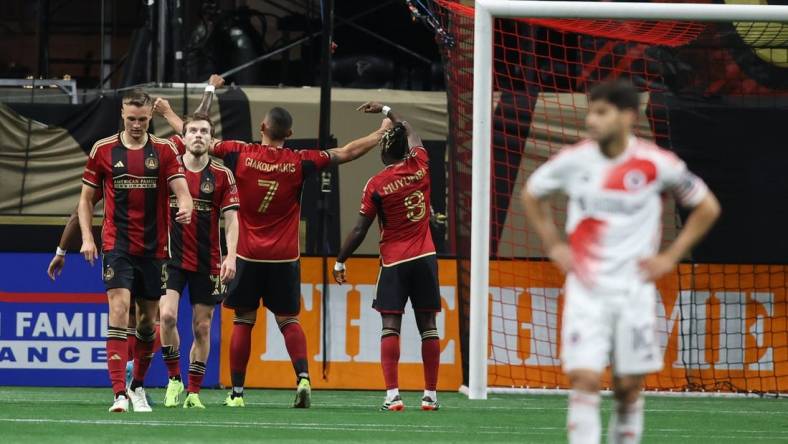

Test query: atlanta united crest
[145,156,159,170]
[201,180,215,194]
[103,265,115,282]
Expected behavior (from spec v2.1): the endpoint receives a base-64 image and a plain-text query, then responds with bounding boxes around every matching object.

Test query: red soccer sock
[162,345,181,380]
[420,329,441,391]
[107,326,129,395]
[126,328,137,364]
[278,319,309,378]
[381,329,400,390]
[230,319,254,388]
[188,361,206,393]
[132,328,156,383]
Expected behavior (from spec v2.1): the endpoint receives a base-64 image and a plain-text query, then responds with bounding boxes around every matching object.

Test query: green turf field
[0,387,785,443]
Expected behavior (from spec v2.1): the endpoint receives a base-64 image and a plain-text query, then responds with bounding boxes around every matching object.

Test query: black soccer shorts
[165,264,225,306]
[223,258,301,316]
[373,254,442,314]
[102,250,166,301]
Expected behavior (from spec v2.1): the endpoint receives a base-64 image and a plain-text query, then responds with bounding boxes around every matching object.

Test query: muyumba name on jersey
[245,157,296,173]
[381,168,427,195]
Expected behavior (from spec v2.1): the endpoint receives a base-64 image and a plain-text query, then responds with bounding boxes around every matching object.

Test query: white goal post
[468,0,788,400]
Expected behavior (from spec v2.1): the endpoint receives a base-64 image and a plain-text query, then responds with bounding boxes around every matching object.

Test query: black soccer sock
[130,379,143,391]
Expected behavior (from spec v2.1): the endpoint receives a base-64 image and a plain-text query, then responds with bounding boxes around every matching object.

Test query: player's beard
[188,141,208,157]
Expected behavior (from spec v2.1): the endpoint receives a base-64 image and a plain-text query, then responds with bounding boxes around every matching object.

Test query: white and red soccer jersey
[210,140,331,262]
[526,137,708,291]
[360,146,435,266]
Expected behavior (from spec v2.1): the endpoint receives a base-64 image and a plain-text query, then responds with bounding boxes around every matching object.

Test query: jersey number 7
[257,179,279,213]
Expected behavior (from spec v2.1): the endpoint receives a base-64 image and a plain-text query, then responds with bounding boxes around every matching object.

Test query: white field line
[0,418,545,436]
[0,418,784,440]
[0,396,786,417]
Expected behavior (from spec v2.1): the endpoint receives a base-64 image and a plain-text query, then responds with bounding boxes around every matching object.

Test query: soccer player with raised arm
[151,75,239,409]
[157,104,390,408]
[78,90,193,413]
[156,114,240,409]
[333,102,441,411]
[522,81,720,444]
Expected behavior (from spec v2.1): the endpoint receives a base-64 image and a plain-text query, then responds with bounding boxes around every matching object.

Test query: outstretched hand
[357,101,384,114]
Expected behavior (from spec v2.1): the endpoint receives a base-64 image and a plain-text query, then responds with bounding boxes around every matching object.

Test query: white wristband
[205,85,216,93]
[334,262,346,272]
[56,247,67,256]
[381,105,392,117]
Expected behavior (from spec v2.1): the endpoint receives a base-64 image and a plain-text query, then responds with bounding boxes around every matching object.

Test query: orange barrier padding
[219,257,463,390]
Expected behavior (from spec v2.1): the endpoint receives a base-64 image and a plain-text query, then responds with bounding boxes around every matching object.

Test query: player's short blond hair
[122,89,153,108]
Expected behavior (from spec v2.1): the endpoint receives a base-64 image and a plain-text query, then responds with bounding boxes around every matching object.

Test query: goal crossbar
[469,0,788,400]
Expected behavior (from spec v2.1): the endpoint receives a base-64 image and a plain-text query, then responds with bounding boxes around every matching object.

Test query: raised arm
[333,214,375,284]
[357,101,422,148]
[326,118,391,166]
[193,74,225,115]
[153,74,224,134]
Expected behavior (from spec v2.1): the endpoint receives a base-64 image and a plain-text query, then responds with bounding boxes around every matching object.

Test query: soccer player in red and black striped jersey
[157,115,240,409]
[78,89,193,413]
[154,106,390,408]
[334,102,442,411]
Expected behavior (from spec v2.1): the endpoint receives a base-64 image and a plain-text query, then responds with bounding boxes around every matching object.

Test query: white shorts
[561,276,663,376]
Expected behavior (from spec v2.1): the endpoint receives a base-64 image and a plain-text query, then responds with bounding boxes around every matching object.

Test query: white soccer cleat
[109,394,129,413]
[380,395,405,411]
[128,387,152,412]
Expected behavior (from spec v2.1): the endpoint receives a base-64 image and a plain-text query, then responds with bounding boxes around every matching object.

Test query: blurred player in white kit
[523,80,721,444]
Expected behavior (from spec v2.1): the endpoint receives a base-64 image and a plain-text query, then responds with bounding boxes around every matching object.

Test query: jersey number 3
[404,190,426,222]
[257,179,279,213]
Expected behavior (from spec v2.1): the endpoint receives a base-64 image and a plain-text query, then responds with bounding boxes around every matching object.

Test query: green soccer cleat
[293,378,311,408]
[223,393,245,407]
[183,392,205,409]
[163,378,184,408]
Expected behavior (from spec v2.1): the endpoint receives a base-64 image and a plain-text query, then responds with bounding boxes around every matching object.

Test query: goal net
[432,0,788,397]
